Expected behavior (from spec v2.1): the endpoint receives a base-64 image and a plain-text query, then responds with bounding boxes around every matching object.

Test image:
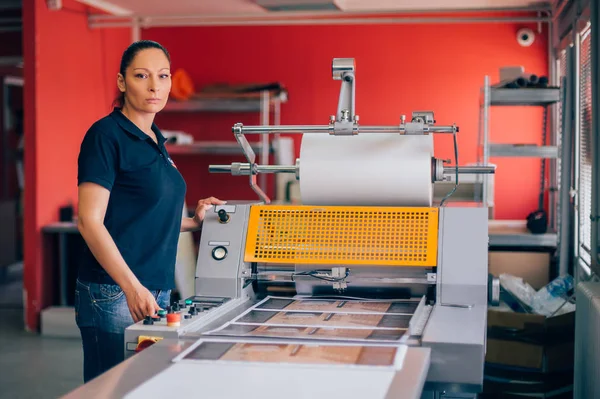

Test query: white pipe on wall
[90,15,551,29]
[87,5,551,29]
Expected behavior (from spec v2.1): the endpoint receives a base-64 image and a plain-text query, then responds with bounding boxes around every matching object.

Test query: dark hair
[113,40,171,108]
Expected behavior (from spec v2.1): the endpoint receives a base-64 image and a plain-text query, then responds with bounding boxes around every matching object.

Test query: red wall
[144,23,548,218]
[23,0,130,331]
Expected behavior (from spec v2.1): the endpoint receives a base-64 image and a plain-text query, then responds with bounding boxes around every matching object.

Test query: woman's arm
[78,182,161,322]
[180,216,200,232]
[180,197,226,232]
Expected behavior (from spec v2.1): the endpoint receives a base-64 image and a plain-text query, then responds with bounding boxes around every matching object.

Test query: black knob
[143,316,154,325]
[184,314,191,319]
[189,307,197,315]
[218,209,230,223]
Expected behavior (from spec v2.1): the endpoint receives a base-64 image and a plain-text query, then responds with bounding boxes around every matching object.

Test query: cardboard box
[486,308,574,372]
[489,251,550,290]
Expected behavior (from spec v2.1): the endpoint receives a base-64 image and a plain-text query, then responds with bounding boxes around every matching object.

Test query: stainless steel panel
[574,281,600,399]
[195,203,253,298]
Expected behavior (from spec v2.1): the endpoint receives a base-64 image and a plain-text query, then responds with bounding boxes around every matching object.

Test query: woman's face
[117,48,171,114]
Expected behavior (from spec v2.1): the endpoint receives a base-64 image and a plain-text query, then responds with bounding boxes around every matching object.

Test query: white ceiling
[77,0,549,17]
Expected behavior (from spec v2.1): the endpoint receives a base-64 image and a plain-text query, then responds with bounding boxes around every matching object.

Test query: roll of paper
[299,133,433,206]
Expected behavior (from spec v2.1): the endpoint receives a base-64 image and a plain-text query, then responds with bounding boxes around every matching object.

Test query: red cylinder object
[166,313,181,327]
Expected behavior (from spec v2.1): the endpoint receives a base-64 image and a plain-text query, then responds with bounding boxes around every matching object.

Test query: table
[42,221,80,306]
[61,338,431,399]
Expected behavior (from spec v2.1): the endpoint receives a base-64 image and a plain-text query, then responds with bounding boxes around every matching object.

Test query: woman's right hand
[124,283,162,322]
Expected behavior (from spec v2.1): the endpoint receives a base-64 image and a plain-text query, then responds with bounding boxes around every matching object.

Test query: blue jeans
[74,278,171,383]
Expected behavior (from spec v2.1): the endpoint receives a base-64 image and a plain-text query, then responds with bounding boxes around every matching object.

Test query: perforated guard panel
[244,205,439,266]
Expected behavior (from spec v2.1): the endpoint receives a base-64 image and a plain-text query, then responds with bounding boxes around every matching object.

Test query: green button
[157,310,167,317]
[185,299,193,306]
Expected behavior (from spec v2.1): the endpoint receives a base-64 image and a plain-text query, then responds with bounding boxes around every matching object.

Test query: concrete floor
[0,263,83,399]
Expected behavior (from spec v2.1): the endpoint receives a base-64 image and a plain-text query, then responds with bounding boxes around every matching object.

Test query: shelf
[489,88,560,106]
[434,180,484,202]
[165,141,265,155]
[489,144,559,158]
[488,220,557,248]
[42,221,78,233]
[0,56,23,67]
[489,232,557,248]
[163,92,287,113]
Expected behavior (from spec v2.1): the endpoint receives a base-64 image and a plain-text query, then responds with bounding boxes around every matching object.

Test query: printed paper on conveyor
[181,340,400,366]
[253,296,419,315]
[230,309,411,330]
[204,322,407,342]
[269,311,385,328]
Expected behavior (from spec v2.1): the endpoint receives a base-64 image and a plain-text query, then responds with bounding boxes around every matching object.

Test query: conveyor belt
[203,296,425,344]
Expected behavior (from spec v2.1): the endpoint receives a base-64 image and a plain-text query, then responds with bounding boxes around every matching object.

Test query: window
[578,26,592,267]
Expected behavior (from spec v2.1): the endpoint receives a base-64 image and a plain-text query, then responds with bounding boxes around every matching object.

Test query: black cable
[440,130,459,206]
[292,269,350,282]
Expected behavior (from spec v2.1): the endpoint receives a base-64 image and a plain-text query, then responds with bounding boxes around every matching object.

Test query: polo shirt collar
[111,108,166,145]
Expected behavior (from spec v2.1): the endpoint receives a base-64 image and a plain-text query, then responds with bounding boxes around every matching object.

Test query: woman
[75,40,224,382]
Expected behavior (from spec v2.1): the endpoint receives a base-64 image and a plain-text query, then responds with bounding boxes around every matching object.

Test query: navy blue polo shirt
[77,108,186,290]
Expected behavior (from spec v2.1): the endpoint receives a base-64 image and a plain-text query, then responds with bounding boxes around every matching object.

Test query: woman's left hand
[193,197,226,226]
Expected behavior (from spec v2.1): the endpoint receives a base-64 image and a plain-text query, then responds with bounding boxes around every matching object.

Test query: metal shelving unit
[490,233,558,248]
[478,76,562,248]
[488,143,559,158]
[489,87,560,106]
[433,172,487,204]
[488,220,558,248]
[2,75,23,200]
[161,90,286,190]
[165,140,266,155]
[163,91,287,113]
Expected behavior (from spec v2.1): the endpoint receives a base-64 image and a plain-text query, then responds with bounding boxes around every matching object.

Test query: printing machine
[116,58,498,399]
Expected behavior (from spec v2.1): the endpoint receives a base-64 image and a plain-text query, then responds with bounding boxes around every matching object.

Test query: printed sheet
[204,296,419,343]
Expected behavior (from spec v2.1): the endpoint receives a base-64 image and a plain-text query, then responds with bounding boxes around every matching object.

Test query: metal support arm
[332,58,358,135]
[230,123,457,136]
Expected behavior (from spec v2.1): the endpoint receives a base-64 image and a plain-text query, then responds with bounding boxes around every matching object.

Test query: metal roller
[209,160,495,182]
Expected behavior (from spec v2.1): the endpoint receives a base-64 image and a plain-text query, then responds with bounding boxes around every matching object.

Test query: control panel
[195,203,252,299]
[140,296,228,326]
[124,296,230,356]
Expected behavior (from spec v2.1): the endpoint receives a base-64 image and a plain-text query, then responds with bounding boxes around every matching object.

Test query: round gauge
[212,246,228,261]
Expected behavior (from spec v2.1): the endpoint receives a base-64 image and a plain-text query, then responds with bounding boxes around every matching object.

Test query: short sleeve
[77,127,118,191]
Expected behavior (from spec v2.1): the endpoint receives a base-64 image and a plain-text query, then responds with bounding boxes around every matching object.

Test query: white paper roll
[299,133,434,206]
